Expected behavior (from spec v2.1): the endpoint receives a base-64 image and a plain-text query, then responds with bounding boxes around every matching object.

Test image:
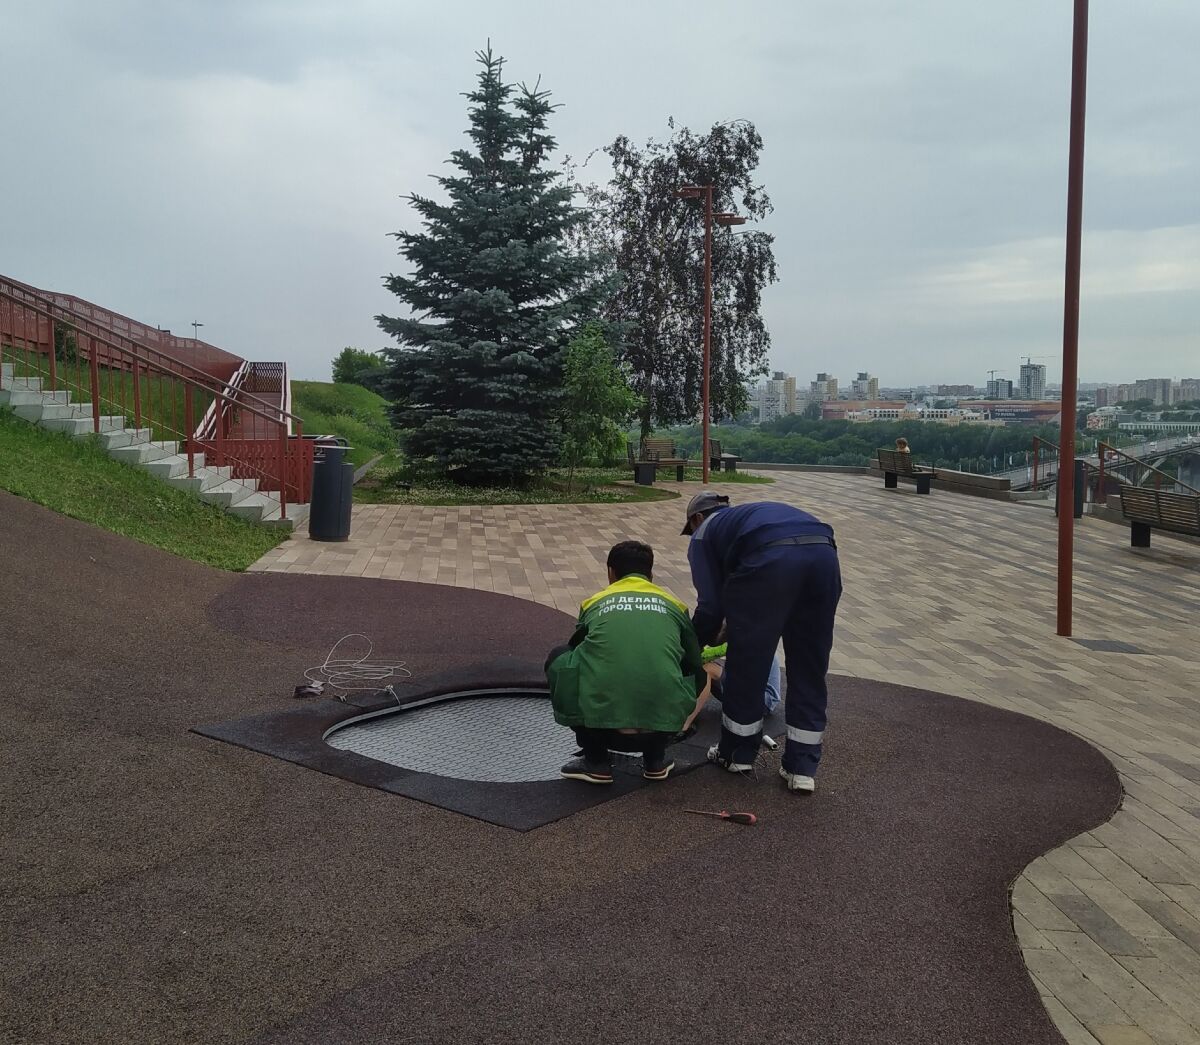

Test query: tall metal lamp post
[678,185,746,484]
[1057,0,1090,636]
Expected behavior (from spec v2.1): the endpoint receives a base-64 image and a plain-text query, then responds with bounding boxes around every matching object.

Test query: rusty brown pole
[702,185,713,485]
[1057,0,1089,637]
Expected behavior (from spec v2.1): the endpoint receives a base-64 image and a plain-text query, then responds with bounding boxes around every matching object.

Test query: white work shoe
[779,766,816,794]
[707,744,754,774]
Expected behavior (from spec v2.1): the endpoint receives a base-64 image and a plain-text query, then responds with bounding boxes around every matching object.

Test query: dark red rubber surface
[0,492,1121,1045]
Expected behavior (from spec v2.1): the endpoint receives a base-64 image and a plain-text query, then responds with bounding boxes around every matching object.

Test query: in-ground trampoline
[198,680,786,831]
[326,692,576,783]
[195,571,785,829]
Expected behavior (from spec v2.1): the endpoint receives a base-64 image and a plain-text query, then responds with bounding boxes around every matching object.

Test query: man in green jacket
[546,541,708,784]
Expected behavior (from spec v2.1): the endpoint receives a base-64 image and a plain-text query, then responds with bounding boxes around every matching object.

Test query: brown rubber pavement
[0,492,1120,1044]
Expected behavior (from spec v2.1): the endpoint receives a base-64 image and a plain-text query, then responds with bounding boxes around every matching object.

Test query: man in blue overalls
[681,492,842,794]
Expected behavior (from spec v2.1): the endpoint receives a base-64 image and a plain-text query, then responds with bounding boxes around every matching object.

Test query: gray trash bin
[308,438,354,541]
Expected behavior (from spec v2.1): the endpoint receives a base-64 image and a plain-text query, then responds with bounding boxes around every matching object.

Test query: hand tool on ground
[685,809,757,825]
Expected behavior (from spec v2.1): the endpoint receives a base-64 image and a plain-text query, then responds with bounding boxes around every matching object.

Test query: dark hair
[607,541,653,580]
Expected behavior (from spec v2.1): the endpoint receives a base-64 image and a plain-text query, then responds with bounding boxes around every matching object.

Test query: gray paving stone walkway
[251,471,1200,1044]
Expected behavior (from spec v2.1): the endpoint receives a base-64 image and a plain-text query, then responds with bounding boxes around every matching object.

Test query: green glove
[702,643,728,663]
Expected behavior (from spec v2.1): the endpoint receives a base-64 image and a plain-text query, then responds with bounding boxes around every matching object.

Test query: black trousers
[574,728,671,765]
[545,644,672,764]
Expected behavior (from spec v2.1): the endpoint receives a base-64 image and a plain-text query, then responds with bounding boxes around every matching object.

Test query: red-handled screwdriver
[685,809,757,826]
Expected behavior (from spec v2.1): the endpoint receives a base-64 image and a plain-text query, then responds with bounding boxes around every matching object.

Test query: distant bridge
[998,433,1200,492]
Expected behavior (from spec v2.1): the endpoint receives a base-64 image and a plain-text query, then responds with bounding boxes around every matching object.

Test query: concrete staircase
[0,363,309,529]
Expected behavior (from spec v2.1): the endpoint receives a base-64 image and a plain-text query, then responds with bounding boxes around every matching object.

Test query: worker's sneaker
[642,754,675,781]
[779,766,816,794]
[560,757,613,785]
[707,744,754,774]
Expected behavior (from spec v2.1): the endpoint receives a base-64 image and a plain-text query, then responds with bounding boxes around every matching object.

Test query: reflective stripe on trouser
[720,543,841,773]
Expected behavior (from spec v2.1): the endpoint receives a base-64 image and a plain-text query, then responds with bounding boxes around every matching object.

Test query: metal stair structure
[0,275,315,529]
[0,361,307,527]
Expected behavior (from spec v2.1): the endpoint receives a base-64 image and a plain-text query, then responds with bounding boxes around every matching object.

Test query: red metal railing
[1031,435,1107,501]
[1030,435,1197,505]
[1,277,313,517]
[1031,435,1061,490]
[191,361,312,503]
[1096,440,1199,500]
[0,276,243,382]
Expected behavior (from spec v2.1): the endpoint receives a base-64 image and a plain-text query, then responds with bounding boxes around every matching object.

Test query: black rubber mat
[193,682,787,831]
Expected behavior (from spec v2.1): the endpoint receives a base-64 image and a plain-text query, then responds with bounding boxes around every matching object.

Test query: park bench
[877,448,934,495]
[1118,486,1200,548]
[640,437,688,482]
[708,439,743,474]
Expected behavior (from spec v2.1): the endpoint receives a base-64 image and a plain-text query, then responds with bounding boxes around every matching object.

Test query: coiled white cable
[304,633,412,694]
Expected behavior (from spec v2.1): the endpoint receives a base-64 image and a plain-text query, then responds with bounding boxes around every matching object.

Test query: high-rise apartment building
[987,378,1014,400]
[1134,378,1173,406]
[851,372,879,400]
[1179,378,1200,403]
[752,371,799,423]
[1018,362,1047,400]
[778,371,798,415]
[810,372,838,401]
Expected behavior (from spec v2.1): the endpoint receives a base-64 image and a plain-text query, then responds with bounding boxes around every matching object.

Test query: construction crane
[987,369,1005,381]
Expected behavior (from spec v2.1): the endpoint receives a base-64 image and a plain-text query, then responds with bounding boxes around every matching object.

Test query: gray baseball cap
[681,491,730,535]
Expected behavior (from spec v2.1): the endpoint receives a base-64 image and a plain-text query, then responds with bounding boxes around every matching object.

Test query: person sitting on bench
[546,541,709,784]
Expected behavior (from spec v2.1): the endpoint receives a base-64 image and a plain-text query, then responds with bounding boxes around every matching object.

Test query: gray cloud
[2,0,1197,387]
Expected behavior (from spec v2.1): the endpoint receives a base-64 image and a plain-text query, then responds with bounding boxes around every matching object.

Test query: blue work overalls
[688,503,842,775]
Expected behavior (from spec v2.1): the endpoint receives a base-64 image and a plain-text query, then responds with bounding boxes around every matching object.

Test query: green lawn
[0,408,287,570]
[354,460,679,506]
[290,380,399,469]
[353,463,770,506]
[641,466,771,485]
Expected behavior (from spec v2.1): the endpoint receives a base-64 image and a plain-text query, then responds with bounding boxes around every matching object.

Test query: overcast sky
[3,0,1197,386]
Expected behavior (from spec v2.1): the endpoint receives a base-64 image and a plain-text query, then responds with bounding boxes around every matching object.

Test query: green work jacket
[547,574,706,732]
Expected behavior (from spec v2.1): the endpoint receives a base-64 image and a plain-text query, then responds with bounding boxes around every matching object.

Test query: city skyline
[751,364,1199,410]
[758,363,1199,391]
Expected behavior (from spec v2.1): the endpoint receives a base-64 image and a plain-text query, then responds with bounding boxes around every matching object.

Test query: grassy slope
[290,381,398,469]
[0,409,286,570]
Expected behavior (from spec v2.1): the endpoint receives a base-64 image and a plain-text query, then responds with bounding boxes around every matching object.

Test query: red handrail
[1031,435,1107,500]
[0,278,300,429]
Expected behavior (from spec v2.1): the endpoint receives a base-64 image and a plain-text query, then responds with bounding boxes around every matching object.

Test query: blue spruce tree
[378,47,601,485]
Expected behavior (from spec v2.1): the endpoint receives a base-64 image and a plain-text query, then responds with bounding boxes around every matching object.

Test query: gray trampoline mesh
[325,695,579,783]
